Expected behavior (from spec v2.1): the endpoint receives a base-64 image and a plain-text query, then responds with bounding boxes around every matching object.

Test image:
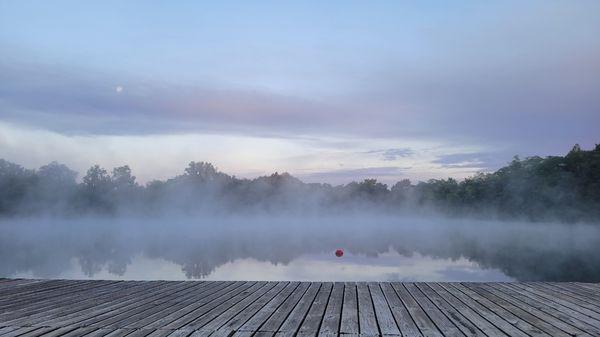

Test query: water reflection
[1,216,598,282]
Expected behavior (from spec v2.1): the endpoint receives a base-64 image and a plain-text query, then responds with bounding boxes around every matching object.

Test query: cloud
[1,48,599,156]
[365,148,414,161]
[0,121,489,185]
[298,166,410,185]
[2,1,599,186]
[0,61,345,136]
[1,0,599,158]
[432,152,511,170]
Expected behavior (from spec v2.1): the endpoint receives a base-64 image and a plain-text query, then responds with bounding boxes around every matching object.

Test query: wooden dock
[1,279,600,337]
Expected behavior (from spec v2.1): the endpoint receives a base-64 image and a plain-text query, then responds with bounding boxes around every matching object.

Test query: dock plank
[531,282,600,311]
[479,282,597,336]
[189,282,276,331]
[495,283,600,333]
[367,283,400,336]
[298,282,332,336]
[379,283,422,337]
[357,282,379,336]
[238,282,300,333]
[122,282,224,329]
[511,283,600,318]
[0,279,598,337]
[464,283,576,337]
[143,281,246,330]
[414,283,488,337]
[318,282,343,337]
[433,283,529,337]
[215,282,289,333]
[3,281,170,326]
[278,282,321,333]
[259,282,311,332]
[340,282,359,335]
[448,283,550,337]
[162,282,259,330]
[186,282,270,331]
[403,283,464,337]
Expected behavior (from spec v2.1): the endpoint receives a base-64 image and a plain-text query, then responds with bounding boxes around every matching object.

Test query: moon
[115,86,123,93]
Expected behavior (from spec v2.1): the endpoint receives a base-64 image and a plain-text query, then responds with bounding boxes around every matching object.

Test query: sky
[1,1,599,185]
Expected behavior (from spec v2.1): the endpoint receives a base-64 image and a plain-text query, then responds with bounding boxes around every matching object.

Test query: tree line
[1,144,598,222]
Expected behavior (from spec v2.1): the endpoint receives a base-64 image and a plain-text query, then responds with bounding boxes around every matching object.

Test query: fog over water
[1,215,598,282]
[1,1,599,288]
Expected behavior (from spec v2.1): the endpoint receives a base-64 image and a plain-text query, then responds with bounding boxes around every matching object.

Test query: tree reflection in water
[0,216,598,282]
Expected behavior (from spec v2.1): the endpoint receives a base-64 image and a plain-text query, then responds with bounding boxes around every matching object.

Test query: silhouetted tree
[0,143,598,221]
[81,165,113,213]
[0,159,36,215]
[35,162,78,214]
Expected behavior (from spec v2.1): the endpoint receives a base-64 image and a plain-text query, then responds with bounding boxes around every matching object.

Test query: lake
[1,216,598,282]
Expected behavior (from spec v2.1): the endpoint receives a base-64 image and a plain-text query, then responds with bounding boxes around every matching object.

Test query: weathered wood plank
[391,283,441,337]
[572,282,600,295]
[531,282,600,311]
[58,327,99,337]
[449,283,550,337]
[122,282,224,329]
[277,282,321,333]
[434,283,529,337]
[214,282,290,333]
[139,329,174,337]
[356,282,379,336]
[116,329,154,337]
[511,283,600,320]
[0,279,62,297]
[101,329,137,337]
[0,280,599,337]
[106,282,212,328]
[162,282,259,330]
[0,327,21,336]
[495,283,600,333]
[367,283,399,336]
[298,282,331,336]
[0,280,101,309]
[186,282,270,331]
[181,281,274,331]
[403,283,465,337]
[484,283,599,336]
[141,282,244,330]
[56,282,195,328]
[464,283,578,337]
[238,282,300,332]
[379,282,422,337]
[79,328,118,337]
[0,281,123,314]
[259,282,311,332]
[0,327,43,337]
[5,281,170,326]
[16,327,58,337]
[32,327,79,337]
[340,282,359,335]
[318,282,343,337]
[414,283,488,337]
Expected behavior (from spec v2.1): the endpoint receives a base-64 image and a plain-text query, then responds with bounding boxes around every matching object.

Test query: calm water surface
[1,216,598,282]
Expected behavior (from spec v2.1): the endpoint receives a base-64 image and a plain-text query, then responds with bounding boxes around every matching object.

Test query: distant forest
[1,144,599,222]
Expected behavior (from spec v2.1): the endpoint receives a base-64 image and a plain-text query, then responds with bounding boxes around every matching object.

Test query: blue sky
[1,1,599,184]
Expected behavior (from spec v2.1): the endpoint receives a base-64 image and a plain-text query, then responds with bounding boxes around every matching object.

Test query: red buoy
[335,249,344,257]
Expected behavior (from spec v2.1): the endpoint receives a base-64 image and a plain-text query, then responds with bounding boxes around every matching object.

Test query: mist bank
[0,144,599,222]
[1,216,599,281]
